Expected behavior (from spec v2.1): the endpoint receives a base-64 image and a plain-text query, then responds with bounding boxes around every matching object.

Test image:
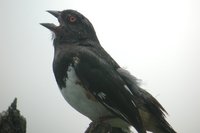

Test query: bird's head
[41,10,98,44]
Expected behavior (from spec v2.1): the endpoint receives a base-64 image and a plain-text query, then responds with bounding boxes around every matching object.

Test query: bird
[41,9,176,133]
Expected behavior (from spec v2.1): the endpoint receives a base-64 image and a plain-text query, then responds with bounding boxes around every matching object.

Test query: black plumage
[41,9,176,133]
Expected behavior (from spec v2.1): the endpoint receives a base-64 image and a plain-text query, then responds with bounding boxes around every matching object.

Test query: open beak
[40,23,57,31]
[40,10,61,32]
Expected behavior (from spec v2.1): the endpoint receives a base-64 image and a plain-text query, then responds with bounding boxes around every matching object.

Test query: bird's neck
[53,36,99,46]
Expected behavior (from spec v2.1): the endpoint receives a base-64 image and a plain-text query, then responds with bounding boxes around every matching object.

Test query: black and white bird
[41,9,176,133]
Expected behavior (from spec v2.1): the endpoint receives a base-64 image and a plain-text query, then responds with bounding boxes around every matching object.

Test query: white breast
[60,65,112,121]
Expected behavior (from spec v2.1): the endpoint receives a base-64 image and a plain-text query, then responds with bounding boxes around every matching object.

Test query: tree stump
[0,98,26,133]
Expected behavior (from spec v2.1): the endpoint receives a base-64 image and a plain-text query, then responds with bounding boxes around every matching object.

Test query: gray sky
[0,0,200,133]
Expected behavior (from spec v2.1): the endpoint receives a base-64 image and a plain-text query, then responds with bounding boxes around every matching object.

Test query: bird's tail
[147,117,176,133]
[117,68,176,133]
[152,124,176,133]
[137,88,176,133]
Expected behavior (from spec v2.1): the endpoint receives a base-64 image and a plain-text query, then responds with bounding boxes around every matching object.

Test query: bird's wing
[73,49,146,133]
[117,68,167,112]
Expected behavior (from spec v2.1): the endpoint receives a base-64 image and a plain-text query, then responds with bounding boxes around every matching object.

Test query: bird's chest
[60,65,111,120]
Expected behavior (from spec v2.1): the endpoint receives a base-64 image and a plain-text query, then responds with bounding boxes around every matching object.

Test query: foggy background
[0,0,200,132]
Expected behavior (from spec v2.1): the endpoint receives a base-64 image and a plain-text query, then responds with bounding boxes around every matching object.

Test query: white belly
[60,65,112,121]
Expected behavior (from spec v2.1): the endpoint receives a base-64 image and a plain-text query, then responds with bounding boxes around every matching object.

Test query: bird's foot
[85,116,131,133]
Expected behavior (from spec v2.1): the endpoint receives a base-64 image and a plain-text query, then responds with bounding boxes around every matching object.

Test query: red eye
[68,15,77,23]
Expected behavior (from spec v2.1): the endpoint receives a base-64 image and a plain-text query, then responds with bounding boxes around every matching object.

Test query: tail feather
[138,89,176,133]
[117,68,176,133]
